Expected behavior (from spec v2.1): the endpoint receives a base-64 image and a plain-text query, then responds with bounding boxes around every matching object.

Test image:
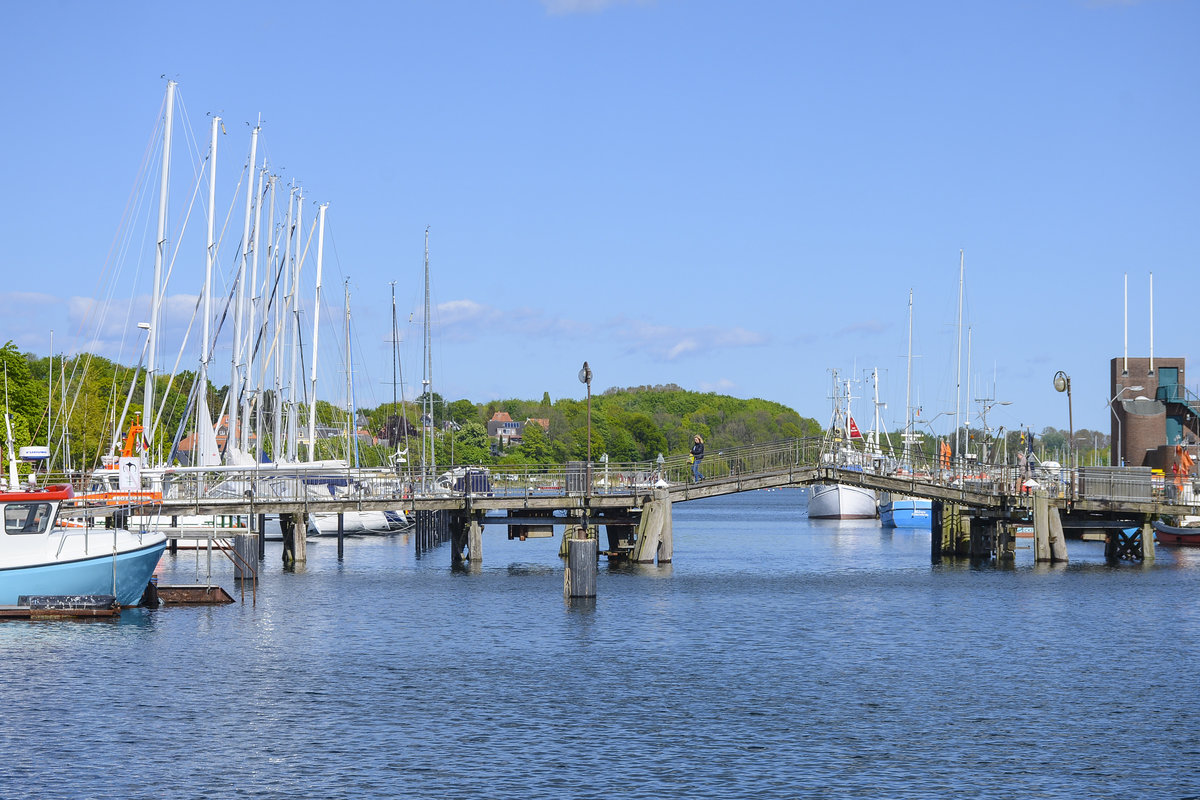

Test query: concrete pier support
[632,488,673,564]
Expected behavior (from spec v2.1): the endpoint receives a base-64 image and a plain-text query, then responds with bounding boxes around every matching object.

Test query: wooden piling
[1033,492,1052,562]
[564,536,598,598]
[337,513,344,561]
[930,500,943,563]
[257,513,266,560]
[282,512,308,566]
[632,488,673,564]
[232,533,257,581]
[468,514,483,563]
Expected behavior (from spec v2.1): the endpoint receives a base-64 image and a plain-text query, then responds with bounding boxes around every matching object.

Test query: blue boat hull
[0,540,166,607]
[880,498,932,529]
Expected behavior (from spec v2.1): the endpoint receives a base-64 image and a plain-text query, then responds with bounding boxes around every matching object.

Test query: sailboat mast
[953,249,964,463]
[966,326,973,460]
[47,330,52,458]
[243,159,266,456]
[345,279,358,469]
[198,115,219,463]
[307,203,327,461]
[229,124,260,461]
[272,182,291,461]
[422,227,434,485]
[256,173,277,463]
[905,289,913,462]
[287,190,304,462]
[144,79,176,460]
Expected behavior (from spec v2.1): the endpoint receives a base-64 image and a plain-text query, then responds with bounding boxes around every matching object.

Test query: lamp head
[1053,371,1069,393]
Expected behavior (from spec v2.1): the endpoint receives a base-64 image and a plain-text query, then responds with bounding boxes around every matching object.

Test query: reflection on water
[2,488,1198,800]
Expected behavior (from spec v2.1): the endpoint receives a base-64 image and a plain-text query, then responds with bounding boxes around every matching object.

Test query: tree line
[0,342,823,472]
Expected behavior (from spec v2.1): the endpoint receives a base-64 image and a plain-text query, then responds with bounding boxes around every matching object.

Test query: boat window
[4,502,53,534]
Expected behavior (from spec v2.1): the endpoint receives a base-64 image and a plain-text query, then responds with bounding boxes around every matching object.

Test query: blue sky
[1,0,1196,438]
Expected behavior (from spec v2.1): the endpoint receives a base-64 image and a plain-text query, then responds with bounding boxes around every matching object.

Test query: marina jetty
[65,435,1199,576]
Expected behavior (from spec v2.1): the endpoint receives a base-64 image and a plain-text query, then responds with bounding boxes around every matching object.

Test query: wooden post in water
[996,522,1015,563]
[337,513,344,560]
[281,512,294,566]
[952,504,971,556]
[233,533,257,581]
[1033,491,1052,562]
[451,514,469,566]
[930,500,944,563]
[257,513,266,560]
[1142,520,1156,561]
[565,535,597,598]
[632,488,673,564]
[282,512,308,566]
[1048,506,1069,563]
[468,513,483,563]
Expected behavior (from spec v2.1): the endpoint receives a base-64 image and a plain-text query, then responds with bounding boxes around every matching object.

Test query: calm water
[1,489,1198,799]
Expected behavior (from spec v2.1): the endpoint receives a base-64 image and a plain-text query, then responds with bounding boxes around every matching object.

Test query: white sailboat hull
[807,483,877,519]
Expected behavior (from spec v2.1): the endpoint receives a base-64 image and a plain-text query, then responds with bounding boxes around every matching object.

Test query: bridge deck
[56,437,1200,522]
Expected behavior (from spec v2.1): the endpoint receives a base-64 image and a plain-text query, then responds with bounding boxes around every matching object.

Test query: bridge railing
[38,437,1200,510]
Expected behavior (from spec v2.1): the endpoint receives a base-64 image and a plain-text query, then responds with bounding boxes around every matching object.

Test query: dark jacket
[690,440,705,460]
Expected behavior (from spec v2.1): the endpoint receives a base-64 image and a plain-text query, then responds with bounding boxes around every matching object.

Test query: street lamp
[1053,371,1073,473]
[1107,384,1144,467]
[578,361,592,492]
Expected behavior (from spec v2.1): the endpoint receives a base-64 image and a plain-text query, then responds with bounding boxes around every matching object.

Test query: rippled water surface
[2,489,1198,799]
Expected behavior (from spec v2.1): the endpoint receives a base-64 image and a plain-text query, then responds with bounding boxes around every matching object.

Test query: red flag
[848,416,862,440]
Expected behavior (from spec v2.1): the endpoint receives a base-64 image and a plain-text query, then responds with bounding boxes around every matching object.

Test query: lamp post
[578,361,592,493]
[1053,371,1073,473]
[1107,385,1144,467]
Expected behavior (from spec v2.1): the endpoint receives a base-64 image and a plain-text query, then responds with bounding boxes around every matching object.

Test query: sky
[1,0,1197,440]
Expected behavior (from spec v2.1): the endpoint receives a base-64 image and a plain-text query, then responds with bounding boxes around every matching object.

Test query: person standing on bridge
[690,435,705,482]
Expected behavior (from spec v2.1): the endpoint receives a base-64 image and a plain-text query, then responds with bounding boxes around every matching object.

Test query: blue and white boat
[879,492,932,528]
[0,482,166,607]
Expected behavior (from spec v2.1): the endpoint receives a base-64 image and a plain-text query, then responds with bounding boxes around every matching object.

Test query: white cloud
[699,377,737,393]
[540,0,652,15]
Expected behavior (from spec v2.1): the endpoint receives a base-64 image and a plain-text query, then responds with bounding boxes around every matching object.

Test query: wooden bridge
[66,437,1200,567]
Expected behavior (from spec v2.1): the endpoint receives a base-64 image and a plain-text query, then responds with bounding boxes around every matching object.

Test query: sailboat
[880,290,932,528]
[808,371,878,520]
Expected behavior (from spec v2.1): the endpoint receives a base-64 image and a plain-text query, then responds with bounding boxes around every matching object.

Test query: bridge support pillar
[1105,516,1154,562]
[970,519,996,560]
[281,512,308,567]
[1032,492,1068,563]
[604,523,636,554]
[632,488,673,564]
[930,501,969,560]
[450,512,484,567]
[564,536,598,598]
[995,522,1016,563]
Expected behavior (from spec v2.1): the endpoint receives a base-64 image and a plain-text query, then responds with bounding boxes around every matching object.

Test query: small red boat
[1153,519,1200,546]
